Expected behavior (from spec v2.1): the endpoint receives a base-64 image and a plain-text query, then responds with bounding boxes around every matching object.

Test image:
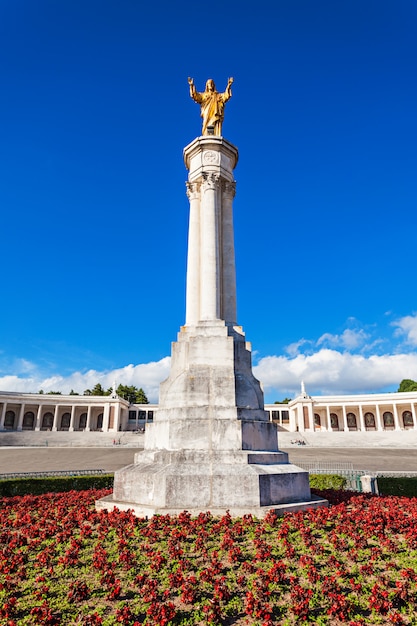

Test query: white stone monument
[97,82,326,517]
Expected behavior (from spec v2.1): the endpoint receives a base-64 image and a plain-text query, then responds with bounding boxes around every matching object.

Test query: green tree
[274,398,292,404]
[69,389,79,395]
[47,391,62,395]
[83,383,111,396]
[116,385,148,404]
[398,379,417,392]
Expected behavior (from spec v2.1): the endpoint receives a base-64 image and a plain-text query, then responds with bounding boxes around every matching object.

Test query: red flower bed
[1,488,417,624]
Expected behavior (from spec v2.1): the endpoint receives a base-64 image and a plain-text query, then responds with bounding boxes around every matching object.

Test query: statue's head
[205,79,215,92]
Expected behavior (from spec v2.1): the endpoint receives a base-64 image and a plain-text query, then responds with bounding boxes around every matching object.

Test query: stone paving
[0,445,416,474]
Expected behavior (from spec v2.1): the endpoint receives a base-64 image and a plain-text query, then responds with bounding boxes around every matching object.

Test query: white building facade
[0,392,129,433]
[2,389,414,435]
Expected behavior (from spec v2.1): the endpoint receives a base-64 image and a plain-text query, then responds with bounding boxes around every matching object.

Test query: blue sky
[1,0,416,402]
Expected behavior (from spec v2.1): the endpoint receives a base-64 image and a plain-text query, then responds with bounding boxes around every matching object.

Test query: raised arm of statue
[224,77,234,101]
[188,77,202,104]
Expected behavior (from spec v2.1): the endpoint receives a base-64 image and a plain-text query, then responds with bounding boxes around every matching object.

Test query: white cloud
[0,357,171,403]
[285,339,311,357]
[254,349,417,397]
[317,328,369,351]
[392,314,417,346]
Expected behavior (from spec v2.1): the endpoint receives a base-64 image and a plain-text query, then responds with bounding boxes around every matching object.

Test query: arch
[97,413,103,430]
[79,413,87,430]
[383,411,394,429]
[61,412,71,430]
[41,412,54,430]
[347,412,357,430]
[22,411,35,430]
[314,413,321,430]
[402,410,414,429]
[364,412,376,429]
[4,410,16,430]
[330,413,339,430]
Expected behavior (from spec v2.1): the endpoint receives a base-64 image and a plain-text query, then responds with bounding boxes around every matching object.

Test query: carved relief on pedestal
[203,150,220,165]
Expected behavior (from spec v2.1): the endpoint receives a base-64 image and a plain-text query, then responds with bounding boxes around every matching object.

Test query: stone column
[17,404,25,431]
[52,404,59,431]
[183,136,238,326]
[200,173,220,320]
[392,404,401,430]
[103,404,110,432]
[35,405,43,431]
[296,404,305,432]
[69,405,75,432]
[185,182,201,325]
[288,406,297,432]
[0,403,7,430]
[326,405,332,431]
[341,405,348,431]
[85,405,92,431]
[375,404,383,431]
[221,181,237,325]
[113,402,121,432]
[358,404,365,431]
[411,403,417,430]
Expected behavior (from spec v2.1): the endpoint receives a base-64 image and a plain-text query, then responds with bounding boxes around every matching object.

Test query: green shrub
[309,473,347,491]
[0,474,114,497]
[377,476,417,497]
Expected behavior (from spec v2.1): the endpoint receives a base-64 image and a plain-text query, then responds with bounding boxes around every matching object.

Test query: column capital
[222,180,236,198]
[185,181,201,200]
[201,172,221,191]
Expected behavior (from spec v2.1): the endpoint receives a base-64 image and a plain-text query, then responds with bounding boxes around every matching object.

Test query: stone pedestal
[97,136,327,518]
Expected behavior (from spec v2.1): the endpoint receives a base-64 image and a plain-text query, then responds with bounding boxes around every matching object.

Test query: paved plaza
[0,445,416,474]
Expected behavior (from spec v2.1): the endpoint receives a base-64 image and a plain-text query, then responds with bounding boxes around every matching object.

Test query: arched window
[4,410,15,429]
[383,411,394,429]
[97,413,103,430]
[314,413,321,429]
[364,412,375,429]
[41,412,54,430]
[403,410,414,429]
[61,412,71,430]
[347,412,357,430]
[22,411,35,430]
[79,413,87,429]
[330,413,339,430]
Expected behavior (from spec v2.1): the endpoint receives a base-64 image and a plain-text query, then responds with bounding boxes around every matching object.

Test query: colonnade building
[1,388,416,434]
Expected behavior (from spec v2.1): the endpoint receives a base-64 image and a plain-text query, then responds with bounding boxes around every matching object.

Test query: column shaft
[69,405,75,432]
[358,405,365,431]
[221,183,237,324]
[342,405,348,432]
[375,404,383,431]
[185,184,201,325]
[411,403,417,430]
[103,404,110,432]
[35,405,42,431]
[392,404,401,430]
[200,174,220,320]
[17,404,25,431]
[0,403,7,429]
[52,404,59,431]
[86,405,92,431]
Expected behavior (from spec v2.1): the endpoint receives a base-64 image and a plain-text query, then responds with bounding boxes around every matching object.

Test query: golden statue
[188,77,233,136]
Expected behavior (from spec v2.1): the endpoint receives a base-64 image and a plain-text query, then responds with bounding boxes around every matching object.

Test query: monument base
[97,448,328,517]
[96,495,327,519]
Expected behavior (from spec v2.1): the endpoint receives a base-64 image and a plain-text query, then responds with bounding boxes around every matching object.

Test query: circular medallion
[203,150,219,164]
